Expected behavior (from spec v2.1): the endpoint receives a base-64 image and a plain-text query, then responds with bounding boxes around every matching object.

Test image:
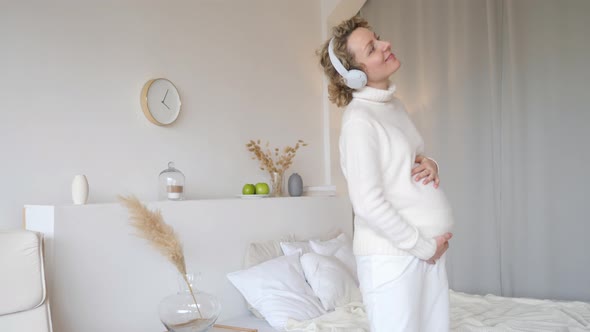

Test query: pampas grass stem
[119,195,203,319]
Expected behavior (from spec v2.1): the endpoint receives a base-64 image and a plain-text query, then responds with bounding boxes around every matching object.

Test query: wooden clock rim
[140,78,181,126]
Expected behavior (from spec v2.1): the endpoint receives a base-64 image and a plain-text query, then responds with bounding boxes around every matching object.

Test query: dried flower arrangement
[118,195,203,318]
[245,139,308,176]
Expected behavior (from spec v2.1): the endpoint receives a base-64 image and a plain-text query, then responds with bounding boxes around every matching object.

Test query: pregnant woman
[318,16,454,332]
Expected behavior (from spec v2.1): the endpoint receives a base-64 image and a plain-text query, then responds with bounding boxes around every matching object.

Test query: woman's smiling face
[347,27,401,89]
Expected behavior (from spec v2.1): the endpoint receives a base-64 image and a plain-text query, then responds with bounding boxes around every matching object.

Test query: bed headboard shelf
[25,196,353,332]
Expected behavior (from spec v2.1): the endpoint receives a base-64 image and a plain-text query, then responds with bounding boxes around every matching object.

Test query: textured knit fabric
[339,84,454,260]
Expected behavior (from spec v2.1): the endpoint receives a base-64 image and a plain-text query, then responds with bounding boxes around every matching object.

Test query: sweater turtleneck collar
[352,84,397,103]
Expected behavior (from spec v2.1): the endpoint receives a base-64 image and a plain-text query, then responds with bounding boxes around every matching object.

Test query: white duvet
[285,290,590,332]
[450,290,590,332]
[285,302,368,332]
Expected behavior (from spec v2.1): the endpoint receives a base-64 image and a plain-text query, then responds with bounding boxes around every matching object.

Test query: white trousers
[356,254,450,332]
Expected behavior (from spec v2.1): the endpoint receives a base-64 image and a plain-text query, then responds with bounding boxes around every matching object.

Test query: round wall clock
[140,78,181,126]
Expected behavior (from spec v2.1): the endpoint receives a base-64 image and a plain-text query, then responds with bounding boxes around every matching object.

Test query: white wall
[0,0,327,229]
[320,0,366,196]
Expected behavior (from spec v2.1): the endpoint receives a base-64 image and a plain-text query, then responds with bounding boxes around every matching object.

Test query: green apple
[255,182,270,195]
[242,183,256,195]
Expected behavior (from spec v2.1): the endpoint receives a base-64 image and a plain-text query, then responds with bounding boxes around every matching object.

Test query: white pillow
[309,233,348,255]
[280,241,312,256]
[309,233,358,282]
[300,252,362,311]
[243,235,296,319]
[227,254,326,330]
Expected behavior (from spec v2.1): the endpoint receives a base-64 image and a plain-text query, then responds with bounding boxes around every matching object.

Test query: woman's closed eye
[368,35,381,55]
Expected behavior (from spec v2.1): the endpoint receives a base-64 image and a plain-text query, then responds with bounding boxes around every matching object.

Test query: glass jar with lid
[159,162,185,201]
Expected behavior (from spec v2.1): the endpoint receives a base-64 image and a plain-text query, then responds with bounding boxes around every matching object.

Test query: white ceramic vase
[72,175,89,205]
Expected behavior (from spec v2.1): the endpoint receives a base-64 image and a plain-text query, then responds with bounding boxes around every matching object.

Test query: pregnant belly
[398,207,454,238]
[388,175,455,237]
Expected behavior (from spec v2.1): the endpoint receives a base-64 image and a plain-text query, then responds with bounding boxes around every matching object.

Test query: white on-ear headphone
[328,38,367,89]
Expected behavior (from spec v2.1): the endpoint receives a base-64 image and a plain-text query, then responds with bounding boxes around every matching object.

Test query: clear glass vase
[159,273,221,332]
[270,171,284,197]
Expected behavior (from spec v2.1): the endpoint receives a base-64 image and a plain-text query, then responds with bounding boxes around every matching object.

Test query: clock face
[141,78,181,126]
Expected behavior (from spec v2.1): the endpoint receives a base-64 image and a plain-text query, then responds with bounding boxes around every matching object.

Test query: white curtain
[358,0,590,301]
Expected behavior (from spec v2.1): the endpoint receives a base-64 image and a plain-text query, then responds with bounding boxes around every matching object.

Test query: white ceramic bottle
[72,175,89,205]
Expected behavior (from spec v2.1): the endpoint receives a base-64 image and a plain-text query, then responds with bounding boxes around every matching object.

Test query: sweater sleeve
[340,119,437,260]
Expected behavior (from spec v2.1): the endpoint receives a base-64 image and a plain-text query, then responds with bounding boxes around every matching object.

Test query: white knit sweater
[339,85,454,260]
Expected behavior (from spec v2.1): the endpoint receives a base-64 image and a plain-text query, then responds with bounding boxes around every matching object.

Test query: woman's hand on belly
[425,232,453,264]
[412,156,440,189]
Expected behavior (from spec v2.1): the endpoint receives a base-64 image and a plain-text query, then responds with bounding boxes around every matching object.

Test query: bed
[449,290,590,332]
[25,197,590,332]
[224,205,590,332]
[217,195,590,331]
[218,290,590,331]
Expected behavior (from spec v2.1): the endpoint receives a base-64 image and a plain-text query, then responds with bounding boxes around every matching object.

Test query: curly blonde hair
[318,16,370,107]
